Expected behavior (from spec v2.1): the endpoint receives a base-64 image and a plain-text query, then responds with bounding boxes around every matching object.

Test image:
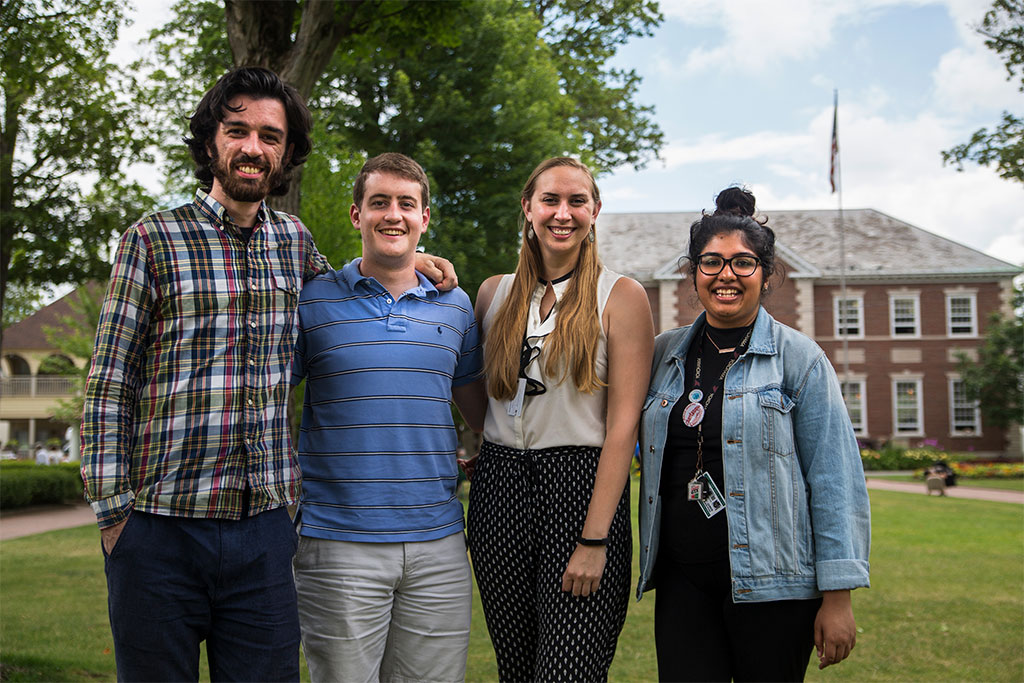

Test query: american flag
[830,90,839,193]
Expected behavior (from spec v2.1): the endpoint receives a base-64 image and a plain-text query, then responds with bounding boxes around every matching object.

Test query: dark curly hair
[184,66,312,196]
[683,186,777,284]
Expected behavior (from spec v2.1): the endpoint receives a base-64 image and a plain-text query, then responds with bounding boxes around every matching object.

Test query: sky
[600,0,1023,265]
[114,0,1023,266]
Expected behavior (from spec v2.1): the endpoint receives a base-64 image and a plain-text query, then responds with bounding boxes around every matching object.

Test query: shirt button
[385,298,392,304]
[648,496,653,504]
[247,399,254,406]
[661,399,668,407]
[249,321,257,328]
[649,445,654,453]
[248,359,255,365]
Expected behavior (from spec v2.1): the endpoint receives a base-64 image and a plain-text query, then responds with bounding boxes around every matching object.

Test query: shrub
[0,462,84,509]
[860,445,953,471]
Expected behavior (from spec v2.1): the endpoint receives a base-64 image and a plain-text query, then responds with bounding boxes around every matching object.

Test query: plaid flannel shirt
[81,189,328,528]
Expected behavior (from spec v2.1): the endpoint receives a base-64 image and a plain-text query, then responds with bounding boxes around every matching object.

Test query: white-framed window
[841,380,867,435]
[949,377,981,436]
[889,293,920,337]
[946,292,977,337]
[834,295,864,338]
[892,378,923,436]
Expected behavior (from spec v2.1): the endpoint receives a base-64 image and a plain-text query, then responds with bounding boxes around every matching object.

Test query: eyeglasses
[695,254,761,277]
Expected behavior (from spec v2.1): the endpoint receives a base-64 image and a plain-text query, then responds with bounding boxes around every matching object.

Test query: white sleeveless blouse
[482,267,622,450]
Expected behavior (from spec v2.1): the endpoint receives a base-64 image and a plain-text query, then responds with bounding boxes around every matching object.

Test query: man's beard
[210,149,285,203]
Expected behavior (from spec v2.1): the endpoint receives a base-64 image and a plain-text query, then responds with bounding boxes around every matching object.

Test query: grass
[864,475,1024,492]
[2,482,1022,682]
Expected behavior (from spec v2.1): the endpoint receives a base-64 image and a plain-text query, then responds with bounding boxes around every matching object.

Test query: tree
[956,284,1024,432]
[942,0,1024,183]
[316,0,581,291]
[0,0,155,346]
[42,283,105,424]
[139,0,664,294]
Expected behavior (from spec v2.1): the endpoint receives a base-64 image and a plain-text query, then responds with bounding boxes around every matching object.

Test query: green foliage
[942,0,1024,182]
[133,0,234,197]
[136,0,664,295]
[298,126,365,268]
[41,284,105,423]
[860,445,955,470]
[532,0,664,171]
[0,0,155,331]
[0,282,44,328]
[0,462,83,509]
[320,0,581,293]
[955,284,1024,429]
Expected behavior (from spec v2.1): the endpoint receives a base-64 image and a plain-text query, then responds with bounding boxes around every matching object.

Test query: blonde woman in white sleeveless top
[465,157,654,682]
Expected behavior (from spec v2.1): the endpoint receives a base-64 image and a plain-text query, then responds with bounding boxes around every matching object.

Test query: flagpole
[832,89,850,386]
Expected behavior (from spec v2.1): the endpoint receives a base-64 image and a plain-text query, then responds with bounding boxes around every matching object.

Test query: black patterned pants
[467,441,631,682]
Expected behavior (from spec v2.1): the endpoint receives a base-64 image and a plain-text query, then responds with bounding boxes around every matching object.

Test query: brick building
[598,208,1021,456]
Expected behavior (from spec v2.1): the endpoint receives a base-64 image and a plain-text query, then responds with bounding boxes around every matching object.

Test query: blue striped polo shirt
[293,259,483,543]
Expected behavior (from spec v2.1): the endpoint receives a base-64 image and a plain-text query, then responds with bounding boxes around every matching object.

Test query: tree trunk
[1,95,23,348]
[270,166,304,217]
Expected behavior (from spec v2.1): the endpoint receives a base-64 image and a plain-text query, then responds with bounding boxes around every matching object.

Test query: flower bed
[947,462,1024,479]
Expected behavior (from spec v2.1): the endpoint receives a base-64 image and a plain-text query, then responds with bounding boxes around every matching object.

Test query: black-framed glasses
[695,254,761,277]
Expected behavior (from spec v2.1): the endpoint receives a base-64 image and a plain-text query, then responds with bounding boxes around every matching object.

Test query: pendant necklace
[681,324,752,429]
[704,329,736,354]
[683,323,753,515]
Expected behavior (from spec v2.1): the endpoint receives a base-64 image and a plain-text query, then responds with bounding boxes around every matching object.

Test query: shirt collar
[341,258,438,299]
[194,188,271,230]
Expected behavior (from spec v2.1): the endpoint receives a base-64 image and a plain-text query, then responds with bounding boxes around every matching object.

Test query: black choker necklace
[538,271,574,286]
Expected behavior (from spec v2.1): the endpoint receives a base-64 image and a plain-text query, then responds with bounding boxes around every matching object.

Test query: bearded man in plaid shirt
[81,67,454,682]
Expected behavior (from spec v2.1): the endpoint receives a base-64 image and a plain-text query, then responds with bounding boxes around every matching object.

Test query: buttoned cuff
[90,492,136,529]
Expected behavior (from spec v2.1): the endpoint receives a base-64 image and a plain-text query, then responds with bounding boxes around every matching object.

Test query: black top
[658,321,751,565]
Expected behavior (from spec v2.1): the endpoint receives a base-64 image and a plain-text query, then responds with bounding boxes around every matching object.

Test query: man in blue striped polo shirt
[292,153,486,682]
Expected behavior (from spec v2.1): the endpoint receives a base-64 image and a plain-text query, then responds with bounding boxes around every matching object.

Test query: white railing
[0,376,81,397]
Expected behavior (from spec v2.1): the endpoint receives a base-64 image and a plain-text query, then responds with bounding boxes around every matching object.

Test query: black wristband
[578,536,608,547]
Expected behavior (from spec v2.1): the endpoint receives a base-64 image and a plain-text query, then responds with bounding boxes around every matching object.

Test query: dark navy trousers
[103,507,300,682]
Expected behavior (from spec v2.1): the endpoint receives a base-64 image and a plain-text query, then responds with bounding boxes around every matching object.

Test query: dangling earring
[526,221,536,240]
[587,226,595,243]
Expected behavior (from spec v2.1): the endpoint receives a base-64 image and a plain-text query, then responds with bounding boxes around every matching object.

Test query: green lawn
[2,483,1022,682]
[865,475,1024,492]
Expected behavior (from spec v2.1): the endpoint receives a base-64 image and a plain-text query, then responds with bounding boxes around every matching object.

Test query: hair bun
[714,187,756,217]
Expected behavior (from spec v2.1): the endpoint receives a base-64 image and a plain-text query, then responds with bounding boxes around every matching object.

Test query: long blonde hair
[484,157,605,400]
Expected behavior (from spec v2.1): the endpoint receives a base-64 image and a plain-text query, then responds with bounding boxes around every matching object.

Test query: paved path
[865,477,1024,504]
[0,478,1019,541]
[0,502,97,541]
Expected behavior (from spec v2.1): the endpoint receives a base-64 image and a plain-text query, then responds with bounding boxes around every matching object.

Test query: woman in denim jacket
[636,188,870,682]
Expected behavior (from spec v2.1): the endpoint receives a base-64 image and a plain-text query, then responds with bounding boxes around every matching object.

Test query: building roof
[598,208,1021,283]
[2,283,103,353]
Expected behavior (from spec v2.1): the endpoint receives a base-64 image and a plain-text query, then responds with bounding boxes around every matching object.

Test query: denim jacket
[637,308,870,603]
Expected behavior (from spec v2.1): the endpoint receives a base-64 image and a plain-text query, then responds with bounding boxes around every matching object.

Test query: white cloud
[657,0,938,73]
[932,46,1021,116]
[661,131,815,168]
[747,103,1023,262]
